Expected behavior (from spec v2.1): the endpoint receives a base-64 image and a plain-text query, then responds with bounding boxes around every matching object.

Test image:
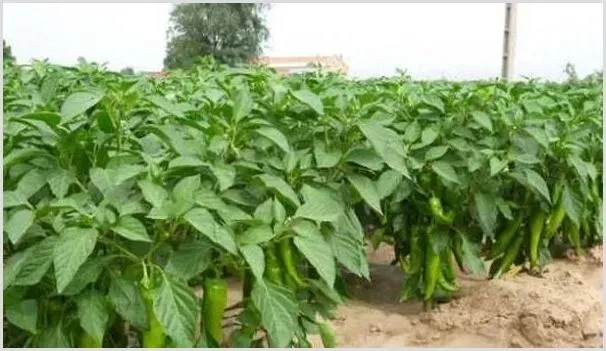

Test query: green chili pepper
[202,278,228,346]
[277,238,307,288]
[78,331,101,348]
[141,287,166,348]
[429,197,454,225]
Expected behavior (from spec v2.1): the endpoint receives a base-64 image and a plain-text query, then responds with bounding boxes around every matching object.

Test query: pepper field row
[3,59,603,347]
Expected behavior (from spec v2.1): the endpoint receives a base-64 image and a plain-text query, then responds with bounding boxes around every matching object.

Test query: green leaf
[240,244,265,281]
[403,121,422,143]
[358,122,410,178]
[76,290,110,345]
[90,168,113,194]
[524,169,551,204]
[19,111,62,126]
[329,231,369,279]
[184,208,238,254]
[489,157,507,176]
[255,127,291,153]
[470,111,493,132]
[108,276,149,331]
[431,161,461,184]
[272,197,287,224]
[211,163,236,192]
[138,180,168,208]
[474,192,498,238]
[295,185,343,222]
[146,95,187,118]
[256,174,300,208]
[251,281,298,348]
[5,209,35,244]
[376,169,403,199]
[233,87,254,121]
[48,169,74,199]
[292,220,336,287]
[458,232,485,277]
[17,169,46,198]
[5,299,38,334]
[346,174,383,216]
[344,148,383,171]
[62,258,105,296]
[314,140,341,168]
[112,216,151,242]
[37,323,71,347]
[3,190,30,209]
[60,90,104,121]
[291,89,324,115]
[561,184,582,227]
[421,127,439,146]
[4,237,57,288]
[424,145,449,161]
[154,274,199,347]
[238,224,275,246]
[172,175,201,203]
[165,241,213,281]
[254,199,273,224]
[94,110,115,133]
[53,227,99,293]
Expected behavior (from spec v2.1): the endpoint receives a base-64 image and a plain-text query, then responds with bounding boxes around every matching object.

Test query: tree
[120,67,135,75]
[164,3,270,70]
[4,40,15,62]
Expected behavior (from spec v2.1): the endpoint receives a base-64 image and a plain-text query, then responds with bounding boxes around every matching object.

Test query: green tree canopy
[4,40,15,62]
[164,3,270,70]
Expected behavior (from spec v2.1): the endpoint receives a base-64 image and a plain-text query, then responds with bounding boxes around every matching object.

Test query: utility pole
[501,3,517,80]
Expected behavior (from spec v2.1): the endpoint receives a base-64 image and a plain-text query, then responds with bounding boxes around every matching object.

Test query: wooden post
[501,3,518,80]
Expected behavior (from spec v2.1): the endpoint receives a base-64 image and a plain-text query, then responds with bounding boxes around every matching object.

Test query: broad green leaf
[292,220,336,287]
[358,122,410,178]
[19,111,61,126]
[108,276,149,330]
[146,95,186,118]
[172,175,201,202]
[256,174,300,208]
[346,174,383,216]
[5,299,38,334]
[470,111,493,132]
[165,241,213,281]
[48,169,74,199]
[233,87,254,121]
[251,281,298,348]
[60,90,104,121]
[524,169,551,204]
[254,198,273,224]
[5,209,35,244]
[53,228,99,293]
[238,224,275,246]
[458,232,485,277]
[512,153,540,165]
[255,127,291,153]
[489,157,507,176]
[344,148,383,171]
[211,163,236,192]
[314,140,341,168]
[3,190,30,209]
[240,244,265,281]
[421,127,439,146]
[184,208,238,254]
[376,169,403,199]
[524,127,549,149]
[76,290,110,345]
[561,184,582,227]
[62,258,105,296]
[4,237,57,288]
[403,121,422,143]
[153,275,198,347]
[138,180,168,208]
[291,89,324,115]
[474,192,498,238]
[272,197,287,224]
[431,161,461,184]
[112,216,151,242]
[37,323,71,347]
[424,145,449,161]
[295,185,343,222]
[17,169,46,198]
[329,231,369,279]
[90,168,113,194]
[94,110,115,133]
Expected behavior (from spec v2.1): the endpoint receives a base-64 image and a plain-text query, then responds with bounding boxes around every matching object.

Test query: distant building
[252,55,349,75]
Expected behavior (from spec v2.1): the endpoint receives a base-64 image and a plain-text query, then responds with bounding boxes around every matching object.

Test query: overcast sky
[2,3,603,80]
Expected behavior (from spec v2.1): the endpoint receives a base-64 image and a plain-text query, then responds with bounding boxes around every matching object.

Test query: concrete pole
[501,3,518,80]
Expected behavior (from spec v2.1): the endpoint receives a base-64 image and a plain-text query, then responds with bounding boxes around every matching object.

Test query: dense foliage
[3,58,602,348]
[164,3,270,69]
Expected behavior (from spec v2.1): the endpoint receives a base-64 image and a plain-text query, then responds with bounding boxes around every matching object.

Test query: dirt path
[221,244,603,348]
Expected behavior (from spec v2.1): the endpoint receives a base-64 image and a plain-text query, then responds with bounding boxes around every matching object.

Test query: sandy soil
[220,244,603,348]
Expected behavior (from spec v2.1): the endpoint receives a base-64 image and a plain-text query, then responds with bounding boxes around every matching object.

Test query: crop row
[3,59,602,348]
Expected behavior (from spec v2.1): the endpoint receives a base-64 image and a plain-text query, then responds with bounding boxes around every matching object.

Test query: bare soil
[220,244,604,348]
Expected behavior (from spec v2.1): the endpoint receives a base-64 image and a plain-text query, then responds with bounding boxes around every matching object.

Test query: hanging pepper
[202,278,228,346]
[141,287,166,348]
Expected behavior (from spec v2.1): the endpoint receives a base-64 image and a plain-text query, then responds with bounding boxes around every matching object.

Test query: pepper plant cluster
[3,58,602,348]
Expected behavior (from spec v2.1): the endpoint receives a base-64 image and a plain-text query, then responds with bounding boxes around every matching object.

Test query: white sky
[2,3,603,80]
